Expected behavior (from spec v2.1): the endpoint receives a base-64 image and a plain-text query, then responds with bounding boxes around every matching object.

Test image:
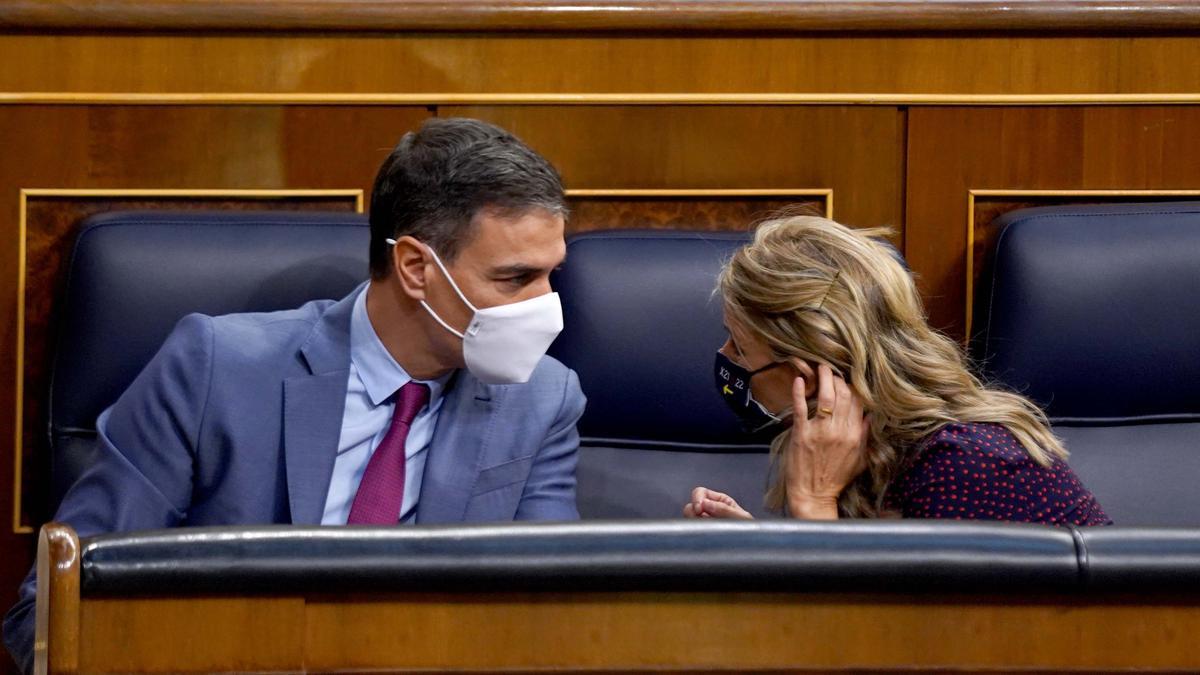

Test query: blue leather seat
[50,210,370,506]
[971,201,1200,526]
[549,230,773,519]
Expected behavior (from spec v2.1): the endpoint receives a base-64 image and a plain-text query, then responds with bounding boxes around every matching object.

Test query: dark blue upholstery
[1076,527,1200,591]
[50,210,370,504]
[971,202,1200,526]
[548,230,773,519]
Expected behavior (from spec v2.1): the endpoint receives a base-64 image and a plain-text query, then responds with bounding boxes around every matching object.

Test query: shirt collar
[351,285,451,407]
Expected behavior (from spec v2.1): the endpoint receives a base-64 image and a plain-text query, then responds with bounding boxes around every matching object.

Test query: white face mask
[389,238,564,385]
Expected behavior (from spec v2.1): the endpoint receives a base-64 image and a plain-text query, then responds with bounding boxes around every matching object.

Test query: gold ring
[818,407,834,418]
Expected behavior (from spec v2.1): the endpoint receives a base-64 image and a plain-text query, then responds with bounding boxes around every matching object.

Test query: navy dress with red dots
[884,422,1111,526]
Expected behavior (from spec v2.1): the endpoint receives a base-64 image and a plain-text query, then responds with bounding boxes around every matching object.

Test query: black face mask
[714,351,786,433]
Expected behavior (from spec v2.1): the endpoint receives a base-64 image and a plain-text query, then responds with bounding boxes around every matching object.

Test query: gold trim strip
[964,188,1200,341]
[12,188,364,535]
[969,189,1200,198]
[13,191,28,535]
[5,92,1200,106]
[19,188,364,201]
[567,188,831,197]
[966,191,976,345]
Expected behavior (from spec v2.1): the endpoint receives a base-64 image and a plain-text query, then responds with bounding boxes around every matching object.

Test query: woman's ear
[392,236,430,300]
[787,357,819,398]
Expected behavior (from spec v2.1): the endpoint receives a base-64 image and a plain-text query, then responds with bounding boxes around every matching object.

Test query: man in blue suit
[4,117,585,672]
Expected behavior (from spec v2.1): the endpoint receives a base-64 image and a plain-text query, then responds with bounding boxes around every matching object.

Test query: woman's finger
[683,502,698,518]
[847,381,864,420]
[712,491,736,506]
[846,384,865,439]
[832,375,853,428]
[692,486,737,512]
[856,416,872,473]
[791,376,808,434]
[816,363,837,422]
[701,498,752,520]
[692,486,720,512]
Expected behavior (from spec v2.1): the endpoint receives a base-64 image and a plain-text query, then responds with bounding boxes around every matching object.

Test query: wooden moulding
[34,522,80,675]
[69,591,1200,672]
[2,0,1200,34]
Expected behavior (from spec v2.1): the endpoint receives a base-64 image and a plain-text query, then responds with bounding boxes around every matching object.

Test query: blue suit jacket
[3,290,585,673]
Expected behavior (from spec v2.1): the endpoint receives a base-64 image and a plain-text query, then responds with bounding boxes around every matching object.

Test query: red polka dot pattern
[884,422,1111,526]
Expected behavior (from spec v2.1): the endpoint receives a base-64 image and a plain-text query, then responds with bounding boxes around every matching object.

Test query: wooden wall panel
[278,107,435,188]
[299,593,1200,671]
[4,35,1200,97]
[566,195,826,233]
[80,597,306,672]
[60,591,1200,672]
[906,106,1200,340]
[447,106,903,236]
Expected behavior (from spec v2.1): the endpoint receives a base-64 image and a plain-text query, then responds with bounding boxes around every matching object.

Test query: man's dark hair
[368,117,567,279]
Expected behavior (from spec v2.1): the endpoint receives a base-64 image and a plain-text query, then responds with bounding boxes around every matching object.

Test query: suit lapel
[415,375,497,523]
[283,289,358,525]
[283,374,348,524]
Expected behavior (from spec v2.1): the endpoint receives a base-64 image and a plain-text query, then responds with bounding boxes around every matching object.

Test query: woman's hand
[786,363,870,520]
[683,486,754,519]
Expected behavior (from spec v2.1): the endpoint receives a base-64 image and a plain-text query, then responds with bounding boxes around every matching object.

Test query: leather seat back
[972,202,1200,525]
[50,210,369,505]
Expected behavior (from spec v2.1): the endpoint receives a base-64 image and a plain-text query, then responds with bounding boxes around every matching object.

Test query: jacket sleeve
[514,368,586,521]
[3,313,214,673]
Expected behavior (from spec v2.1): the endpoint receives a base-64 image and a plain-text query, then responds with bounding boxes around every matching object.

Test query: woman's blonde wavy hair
[719,214,1066,518]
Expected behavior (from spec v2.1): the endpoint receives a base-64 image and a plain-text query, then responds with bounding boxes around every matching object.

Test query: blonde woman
[686,215,1109,525]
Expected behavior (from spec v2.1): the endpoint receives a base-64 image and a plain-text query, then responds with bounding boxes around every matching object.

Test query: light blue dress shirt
[321,286,451,525]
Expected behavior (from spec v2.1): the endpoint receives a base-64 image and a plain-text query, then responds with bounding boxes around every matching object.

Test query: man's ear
[391,236,430,300]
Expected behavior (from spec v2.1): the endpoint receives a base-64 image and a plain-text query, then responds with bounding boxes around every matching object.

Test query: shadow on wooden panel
[14,190,362,535]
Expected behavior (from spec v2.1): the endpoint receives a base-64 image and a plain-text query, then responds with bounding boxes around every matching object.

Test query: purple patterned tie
[346,381,430,525]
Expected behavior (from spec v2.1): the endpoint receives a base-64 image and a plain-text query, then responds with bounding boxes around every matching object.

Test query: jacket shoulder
[178,298,339,366]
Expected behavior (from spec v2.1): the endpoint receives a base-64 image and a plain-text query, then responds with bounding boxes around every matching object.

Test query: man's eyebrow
[490,254,567,277]
[490,263,547,276]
